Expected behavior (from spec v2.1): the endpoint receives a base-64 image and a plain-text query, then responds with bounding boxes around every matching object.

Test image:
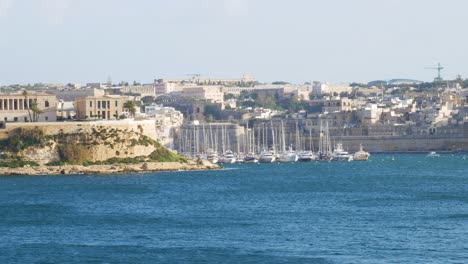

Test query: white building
[145,104,184,148]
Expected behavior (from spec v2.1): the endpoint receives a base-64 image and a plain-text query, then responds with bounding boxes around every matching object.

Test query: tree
[123,100,136,118]
[22,90,33,122]
[224,93,236,100]
[30,100,43,122]
[257,93,276,109]
[141,96,155,105]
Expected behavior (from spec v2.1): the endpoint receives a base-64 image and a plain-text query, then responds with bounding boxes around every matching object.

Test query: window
[115,101,118,107]
[45,116,48,121]
[45,101,50,107]
[98,101,101,109]
[24,117,27,122]
[102,101,106,109]
[90,111,93,117]
[89,101,92,107]
[14,117,18,122]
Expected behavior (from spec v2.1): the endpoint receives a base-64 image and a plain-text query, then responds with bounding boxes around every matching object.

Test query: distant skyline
[1,0,468,85]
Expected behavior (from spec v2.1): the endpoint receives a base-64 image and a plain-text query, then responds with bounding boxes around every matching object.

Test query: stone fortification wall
[1,120,160,164]
[0,120,158,140]
[315,135,468,153]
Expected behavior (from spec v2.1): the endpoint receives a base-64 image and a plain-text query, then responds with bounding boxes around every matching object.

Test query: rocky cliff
[3,125,181,165]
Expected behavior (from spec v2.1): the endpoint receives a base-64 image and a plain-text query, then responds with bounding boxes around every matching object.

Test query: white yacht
[206,149,219,164]
[244,152,259,163]
[220,150,236,164]
[353,144,370,161]
[235,153,245,163]
[332,143,353,161]
[278,147,299,162]
[426,151,440,158]
[259,149,276,163]
[298,151,317,162]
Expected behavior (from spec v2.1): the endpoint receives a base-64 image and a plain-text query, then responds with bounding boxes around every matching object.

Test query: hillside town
[0,74,467,162]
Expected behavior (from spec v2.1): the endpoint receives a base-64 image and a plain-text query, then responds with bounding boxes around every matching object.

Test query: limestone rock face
[85,143,155,162]
[13,124,175,165]
[21,142,60,165]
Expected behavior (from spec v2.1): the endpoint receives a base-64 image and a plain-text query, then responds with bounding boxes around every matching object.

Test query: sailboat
[243,123,259,163]
[318,120,333,161]
[299,122,317,161]
[278,120,299,162]
[259,122,277,163]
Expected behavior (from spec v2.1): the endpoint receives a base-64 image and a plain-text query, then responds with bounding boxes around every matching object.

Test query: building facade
[0,92,57,124]
[75,95,133,120]
[181,86,224,103]
[119,85,156,97]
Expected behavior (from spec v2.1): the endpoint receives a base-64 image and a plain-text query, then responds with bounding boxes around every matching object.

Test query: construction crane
[425,63,444,82]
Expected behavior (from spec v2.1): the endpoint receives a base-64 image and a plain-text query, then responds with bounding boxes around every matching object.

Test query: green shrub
[149,142,185,162]
[0,160,39,168]
[59,144,88,164]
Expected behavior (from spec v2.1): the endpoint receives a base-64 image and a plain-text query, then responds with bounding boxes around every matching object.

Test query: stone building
[0,92,57,124]
[119,85,156,97]
[75,95,133,120]
[180,86,224,103]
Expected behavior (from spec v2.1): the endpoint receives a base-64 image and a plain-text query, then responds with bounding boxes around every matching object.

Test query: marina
[178,121,372,164]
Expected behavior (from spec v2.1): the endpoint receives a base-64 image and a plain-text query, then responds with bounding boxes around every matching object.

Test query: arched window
[45,101,50,107]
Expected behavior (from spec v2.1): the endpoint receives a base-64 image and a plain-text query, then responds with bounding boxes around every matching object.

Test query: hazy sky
[1,0,467,85]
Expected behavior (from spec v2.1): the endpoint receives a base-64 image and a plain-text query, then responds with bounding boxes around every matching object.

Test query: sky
[1,0,467,85]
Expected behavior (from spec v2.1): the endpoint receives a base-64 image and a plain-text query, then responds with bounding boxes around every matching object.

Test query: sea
[0,154,467,264]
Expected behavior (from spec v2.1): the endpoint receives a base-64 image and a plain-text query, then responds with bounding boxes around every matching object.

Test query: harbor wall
[317,135,468,153]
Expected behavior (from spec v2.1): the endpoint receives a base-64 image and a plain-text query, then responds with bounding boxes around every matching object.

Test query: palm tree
[22,90,33,122]
[123,100,136,118]
[30,100,43,122]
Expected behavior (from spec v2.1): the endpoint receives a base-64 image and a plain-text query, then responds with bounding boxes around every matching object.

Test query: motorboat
[206,149,219,164]
[278,147,299,162]
[235,153,245,163]
[259,149,276,163]
[426,151,440,158]
[298,151,317,162]
[332,143,353,161]
[353,144,370,161]
[220,150,236,164]
[244,152,259,163]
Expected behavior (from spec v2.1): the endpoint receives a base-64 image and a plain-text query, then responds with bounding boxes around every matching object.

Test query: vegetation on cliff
[0,126,186,167]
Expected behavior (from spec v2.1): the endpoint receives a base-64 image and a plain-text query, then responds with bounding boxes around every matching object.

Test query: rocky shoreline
[0,160,221,176]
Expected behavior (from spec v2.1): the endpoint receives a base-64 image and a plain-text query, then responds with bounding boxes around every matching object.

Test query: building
[159,74,256,87]
[119,85,156,97]
[312,82,352,95]
[0,92,57,124]
[55,88,105,102]
[154,81,177,96]
[144,104,184,148]
[180,86,224,103]
[75,95,133,120]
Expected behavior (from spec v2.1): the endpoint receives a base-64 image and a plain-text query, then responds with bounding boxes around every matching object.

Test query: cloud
[0,0,13,18]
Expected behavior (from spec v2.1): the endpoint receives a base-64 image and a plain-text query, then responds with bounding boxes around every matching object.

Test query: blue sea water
[0,154,468,263]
